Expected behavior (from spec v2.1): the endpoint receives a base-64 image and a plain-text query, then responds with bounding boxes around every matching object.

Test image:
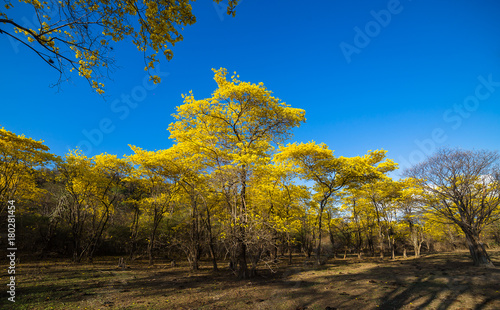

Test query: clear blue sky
[2,0,500,178]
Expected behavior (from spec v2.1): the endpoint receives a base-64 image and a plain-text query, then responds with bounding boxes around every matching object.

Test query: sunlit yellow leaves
[3,1,238,93]
[169,68,306,170]
[0,127,59,206]
[59,150,130,217]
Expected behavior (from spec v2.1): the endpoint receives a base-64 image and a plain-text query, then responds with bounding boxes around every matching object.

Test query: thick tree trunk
[237,240,249,278]
[379,229,384,259]
[414,241,422,258]
[249,247,262,277]
[190,247,199,271]
[388,235,395,260]
[465,233,494,267]
[410,222,422,258]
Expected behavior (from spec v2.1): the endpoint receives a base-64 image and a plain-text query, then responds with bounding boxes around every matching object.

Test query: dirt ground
[3,250,500,310]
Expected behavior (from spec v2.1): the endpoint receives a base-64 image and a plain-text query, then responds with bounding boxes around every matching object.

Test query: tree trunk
[237,240,249,278]
[273,241,279,262]
[237,167,249,278]
[316,205,324,265]
[465,233,494,267]
[379,229,384,258]
[204,199,218,271]
[148,206,163,266]
[190,247,199,271]
[147,237,154,265]
[388,235,395,260]
[249,247,262,277]
[208,241,218,271]
[148,220,159,266]
[189,190,200,271]
[410,222,422,258]
[129,206,140,261]
[415,241,422,258]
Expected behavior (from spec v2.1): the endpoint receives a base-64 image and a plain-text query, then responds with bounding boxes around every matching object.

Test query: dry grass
[3,250,500,310]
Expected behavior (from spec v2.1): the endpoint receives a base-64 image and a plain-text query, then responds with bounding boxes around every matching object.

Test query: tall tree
[406,148,500,267]
[168,68,306,278]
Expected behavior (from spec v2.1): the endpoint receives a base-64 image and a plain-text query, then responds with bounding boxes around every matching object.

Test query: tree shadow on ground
[265,251,500,310]
[18,251,500,310]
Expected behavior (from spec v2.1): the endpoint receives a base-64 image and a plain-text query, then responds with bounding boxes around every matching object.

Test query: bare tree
[406,148,500,267]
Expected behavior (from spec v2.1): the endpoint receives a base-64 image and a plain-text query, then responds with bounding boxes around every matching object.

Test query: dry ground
[2,250,500,310]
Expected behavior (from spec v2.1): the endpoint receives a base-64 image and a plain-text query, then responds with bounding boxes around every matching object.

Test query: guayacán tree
[358,178,403,259]
[168,68,306,278]
[0,0,238,93]
[0,127,59,210]
[249,161,309,266]
[397,177,428,258]
[165,144,217,271]
[57,150,130,262]
[127,145,184,265]
[339,187,379,257]
[275,142,398,264]
[406,148,500,267]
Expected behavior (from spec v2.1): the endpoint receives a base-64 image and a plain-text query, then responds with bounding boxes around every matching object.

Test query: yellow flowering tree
[58,150,130,262]
[0,127,59,211]
[356,178,404,259]
[127,145,184,265]
[0,0,238,93]
[168,68,306,278]
[275,142,397,264]
[249,161,309,265]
